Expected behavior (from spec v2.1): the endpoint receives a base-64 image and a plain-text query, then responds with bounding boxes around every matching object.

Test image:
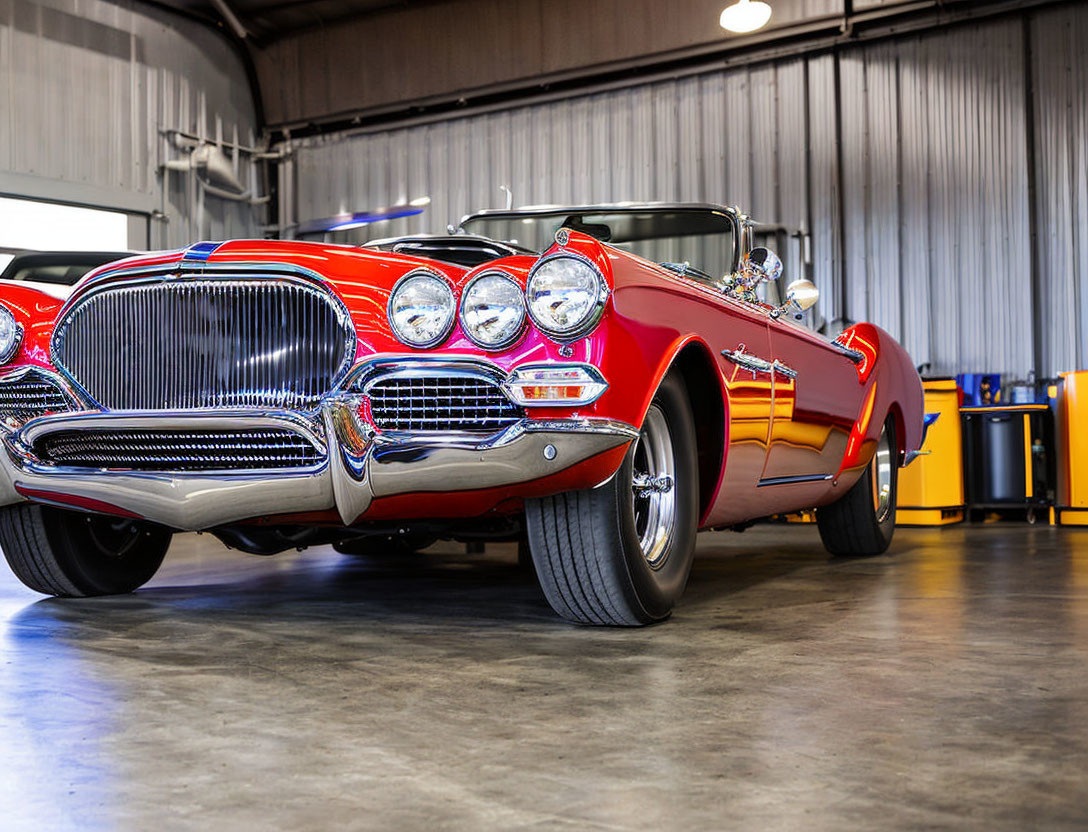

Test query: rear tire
[0,503,171,597]
[816,416,898,556]
[525,372,699,626]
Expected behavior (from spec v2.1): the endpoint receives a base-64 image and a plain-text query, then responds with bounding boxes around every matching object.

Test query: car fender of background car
[0,203,924,625]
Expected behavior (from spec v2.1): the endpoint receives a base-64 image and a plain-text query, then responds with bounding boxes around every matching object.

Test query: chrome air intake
[0,369,72,424]
[51,275,355,411]
[34,428,324,471]
[366,375,523,433]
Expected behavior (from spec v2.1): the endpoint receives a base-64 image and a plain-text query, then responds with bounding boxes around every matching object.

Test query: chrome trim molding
[903,412,940,467]
[0,403,636,530]
[182,241,224,262]
[830,339,865,365]
[757,473,833,487]
[502,362,609,406]
[722,346,773,376]
[16,410,328,471]
[771,360,797,380]
[348,355,508,391]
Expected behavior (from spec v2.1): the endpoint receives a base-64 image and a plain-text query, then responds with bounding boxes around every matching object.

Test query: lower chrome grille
[366,376,523,432]
[0,371,71,424]
[35,429,323,471]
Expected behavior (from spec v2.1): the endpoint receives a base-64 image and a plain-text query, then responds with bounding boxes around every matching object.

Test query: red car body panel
[0,225,923,530]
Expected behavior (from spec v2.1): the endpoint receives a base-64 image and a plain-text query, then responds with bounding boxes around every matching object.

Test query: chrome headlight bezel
[387,269,457,349]
[525,253,609,342]
[503,363,609,406]
[458,270,527,351]
[0,305,23,364]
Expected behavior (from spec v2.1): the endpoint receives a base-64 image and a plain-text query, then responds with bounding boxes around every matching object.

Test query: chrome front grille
[35,428,323,471]
[0,371,71,424]
[52,277,355,410]
[366,376,523,432]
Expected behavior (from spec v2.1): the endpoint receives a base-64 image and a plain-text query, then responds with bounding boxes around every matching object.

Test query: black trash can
[962,405,1053,515]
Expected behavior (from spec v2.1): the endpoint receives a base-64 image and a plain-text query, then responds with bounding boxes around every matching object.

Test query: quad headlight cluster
[387,255,607,350]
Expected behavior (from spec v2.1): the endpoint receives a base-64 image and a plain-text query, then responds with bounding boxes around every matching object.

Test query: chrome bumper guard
[0,405,637,530]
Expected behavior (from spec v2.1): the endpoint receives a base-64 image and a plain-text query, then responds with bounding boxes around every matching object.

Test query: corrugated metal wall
[284,6,1087,378]
[838,22,1033,376]
[0,0,262,248]
[1031,3,1088,376]
[291,58,823,311]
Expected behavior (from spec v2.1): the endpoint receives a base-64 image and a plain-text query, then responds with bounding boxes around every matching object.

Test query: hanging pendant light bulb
[719,0,772,33]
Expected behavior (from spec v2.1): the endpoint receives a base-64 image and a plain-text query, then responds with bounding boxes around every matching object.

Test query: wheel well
[670,342,725,521]
[885,402,907,464]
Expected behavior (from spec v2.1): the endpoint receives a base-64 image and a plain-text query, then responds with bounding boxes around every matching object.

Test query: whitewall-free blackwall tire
[816,416,898,557]
[0,504,171,597]
[525,371,699,626]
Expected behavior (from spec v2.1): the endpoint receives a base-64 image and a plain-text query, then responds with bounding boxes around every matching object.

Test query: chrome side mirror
[743,247,783,285]
[770,278,820,319]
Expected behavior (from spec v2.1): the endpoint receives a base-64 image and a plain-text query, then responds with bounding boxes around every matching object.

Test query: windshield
[460,208,737,282]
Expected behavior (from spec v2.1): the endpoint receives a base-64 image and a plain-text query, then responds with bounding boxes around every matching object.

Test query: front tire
[0,504,171,597]
[816,416,898,556]
[525,372,699,626]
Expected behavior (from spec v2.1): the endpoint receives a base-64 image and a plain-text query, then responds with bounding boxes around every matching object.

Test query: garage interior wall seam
[280,3,1088,378]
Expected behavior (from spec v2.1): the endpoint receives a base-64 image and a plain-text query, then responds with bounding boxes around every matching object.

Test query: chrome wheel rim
[631,404,676,568]
[871,427,894,523]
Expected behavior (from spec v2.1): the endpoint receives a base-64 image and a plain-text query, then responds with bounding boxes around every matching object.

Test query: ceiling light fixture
[719,0,772,33]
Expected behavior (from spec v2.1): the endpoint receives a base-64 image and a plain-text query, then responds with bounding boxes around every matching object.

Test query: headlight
[459,272,526,349]
[388,270,456,348]
[525,255,607,340]
[0,306,22,364]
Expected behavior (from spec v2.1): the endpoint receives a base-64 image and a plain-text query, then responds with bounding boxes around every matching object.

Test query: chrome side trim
[722,346,773,376]
[771,360,797,380]
[830,339,865,364]
[757,473,833,487]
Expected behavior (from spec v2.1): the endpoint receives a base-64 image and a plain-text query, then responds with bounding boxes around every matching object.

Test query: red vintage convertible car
[0,203,923,625]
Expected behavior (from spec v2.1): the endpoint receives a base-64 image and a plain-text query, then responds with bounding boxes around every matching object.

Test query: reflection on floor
[1,524,1087,829]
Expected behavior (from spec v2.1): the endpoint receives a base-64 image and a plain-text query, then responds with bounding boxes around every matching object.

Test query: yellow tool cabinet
[1057,371,1088,526]
[898,379,965,525]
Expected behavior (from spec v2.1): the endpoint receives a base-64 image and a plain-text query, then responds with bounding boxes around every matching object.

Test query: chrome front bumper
[0,405,637,530]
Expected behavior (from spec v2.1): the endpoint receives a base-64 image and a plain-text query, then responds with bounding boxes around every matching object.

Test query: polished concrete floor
[2,523,1087,830]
